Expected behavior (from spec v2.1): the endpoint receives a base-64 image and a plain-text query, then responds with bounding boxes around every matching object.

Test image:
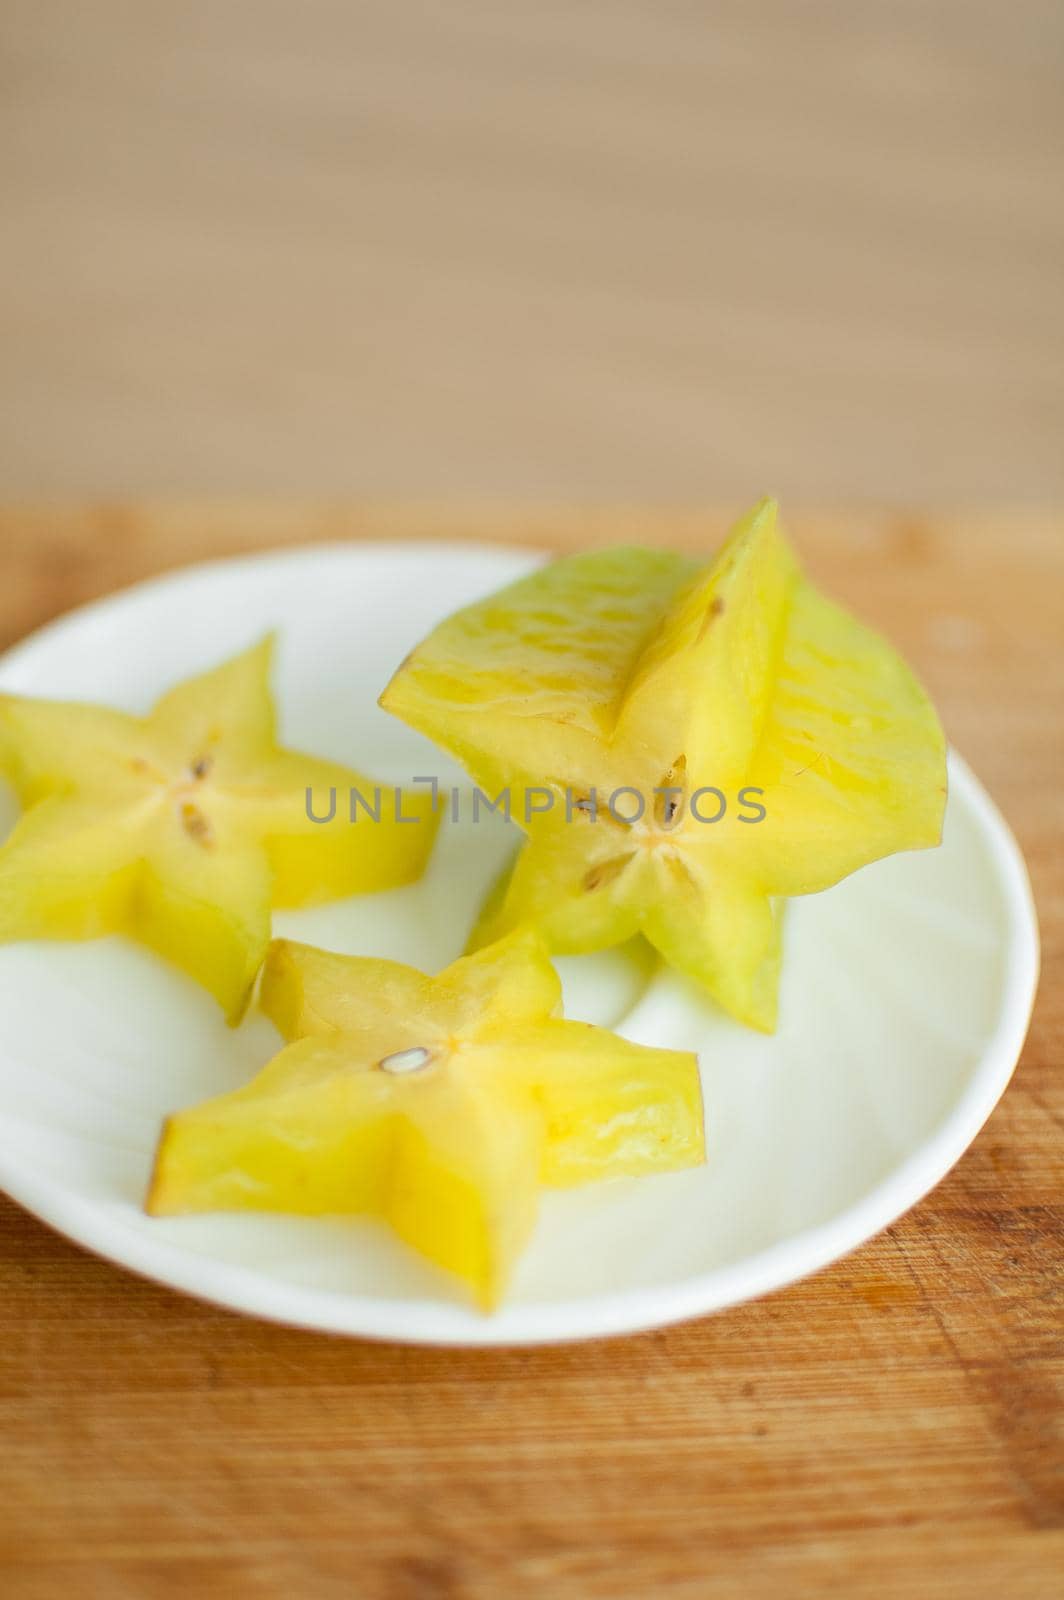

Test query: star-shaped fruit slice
[380,499,946,1031]
[147,930,705,1308]
[0,637,438,1019]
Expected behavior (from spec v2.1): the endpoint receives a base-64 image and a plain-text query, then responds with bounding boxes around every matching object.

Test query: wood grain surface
[2,2,1063,505]
[0,503,1060,1600]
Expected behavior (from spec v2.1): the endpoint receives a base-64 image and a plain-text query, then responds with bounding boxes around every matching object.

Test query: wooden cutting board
[0,505,1060,1600]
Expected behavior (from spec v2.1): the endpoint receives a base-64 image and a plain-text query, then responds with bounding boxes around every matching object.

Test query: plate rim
[0,541,1041,1346]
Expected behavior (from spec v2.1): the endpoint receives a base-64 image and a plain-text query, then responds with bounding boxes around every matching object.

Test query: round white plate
[0,544,1039,1345]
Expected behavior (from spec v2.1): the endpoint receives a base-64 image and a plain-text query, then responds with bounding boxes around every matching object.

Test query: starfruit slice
[381,499,946,1031]
[147,929,705,1308]
[0,637,438,1019]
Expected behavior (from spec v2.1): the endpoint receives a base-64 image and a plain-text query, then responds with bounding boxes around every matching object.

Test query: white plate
[0,544,1039,1345]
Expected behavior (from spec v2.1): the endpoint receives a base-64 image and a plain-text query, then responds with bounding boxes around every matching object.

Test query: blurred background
[1,0,1062,505]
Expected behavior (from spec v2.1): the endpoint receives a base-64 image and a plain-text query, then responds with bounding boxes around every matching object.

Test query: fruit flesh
[381,499,947,1031]
[0,637,439,1019]
[147,930,705,1308]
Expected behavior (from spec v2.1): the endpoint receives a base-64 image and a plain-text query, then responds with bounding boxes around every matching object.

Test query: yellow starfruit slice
[147,929,705,1308]
[0,637,439,1019]
[381,499,947,1032]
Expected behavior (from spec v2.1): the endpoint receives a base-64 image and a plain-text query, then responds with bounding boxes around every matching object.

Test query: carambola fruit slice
[147,930,705,1308]
[0,637,439,1019]
[380,499,947,1032]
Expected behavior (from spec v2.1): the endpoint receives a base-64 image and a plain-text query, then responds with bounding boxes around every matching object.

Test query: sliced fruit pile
[382,499,946,1031]
[0,500,946,1308]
